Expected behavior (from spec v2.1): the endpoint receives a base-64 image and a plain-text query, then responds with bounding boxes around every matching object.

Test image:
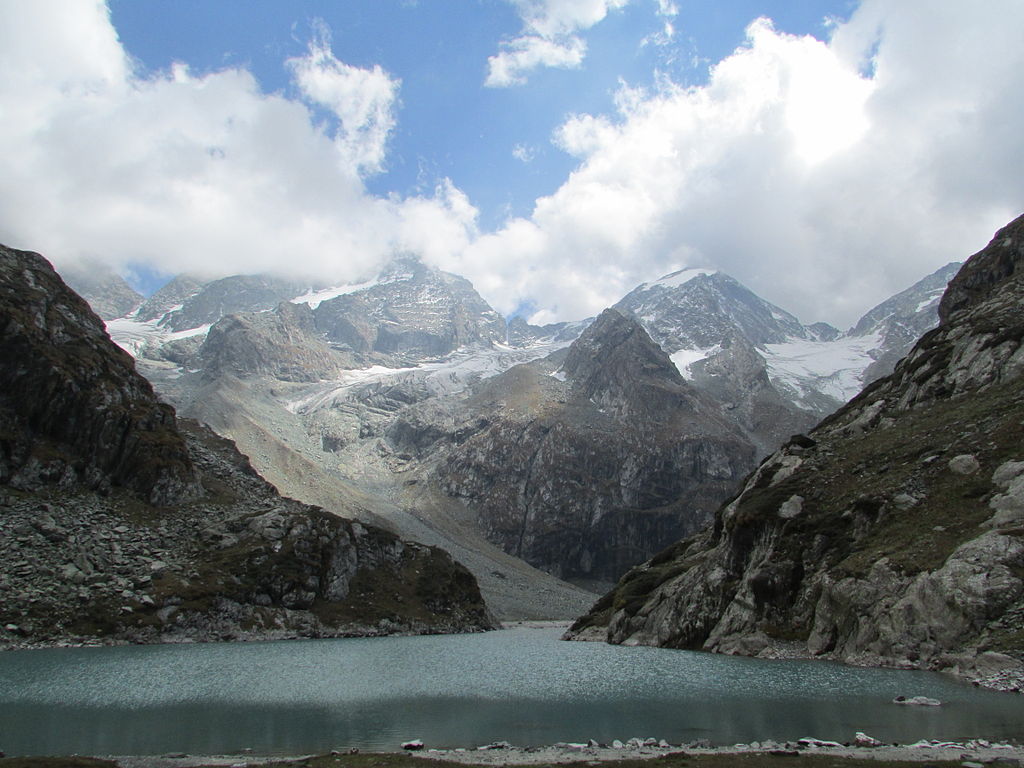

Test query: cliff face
[0,245,495,646]
[0,245,200,506]
[566,215,1024,688]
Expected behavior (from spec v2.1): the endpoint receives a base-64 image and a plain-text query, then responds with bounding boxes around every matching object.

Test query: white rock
[778,495,804,519]
[949,454,981,475]
[402,739,425,751]
[855,732,882,747]
[611,740,624,749]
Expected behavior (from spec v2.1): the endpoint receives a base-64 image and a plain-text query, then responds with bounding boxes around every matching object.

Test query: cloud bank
[0,0,1022,330]
[466,1,1024,327]
[0,0,476,285]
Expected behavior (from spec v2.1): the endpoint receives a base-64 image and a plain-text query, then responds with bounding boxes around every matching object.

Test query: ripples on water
[1,627,1021,755]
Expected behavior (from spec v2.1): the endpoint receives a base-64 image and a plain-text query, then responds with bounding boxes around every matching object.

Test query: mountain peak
[560,308,695,419]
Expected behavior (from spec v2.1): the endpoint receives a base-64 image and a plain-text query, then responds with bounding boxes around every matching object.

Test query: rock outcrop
[565,215,1024,689]
[199,301,348,382]
[0,244,495,646]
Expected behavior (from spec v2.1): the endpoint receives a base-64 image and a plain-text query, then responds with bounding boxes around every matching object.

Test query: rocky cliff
[0,245,200,506]
[0,245,495,647]
[565,215,1024,690]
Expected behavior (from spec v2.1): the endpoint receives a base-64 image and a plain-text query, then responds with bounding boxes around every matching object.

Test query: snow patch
[290,279,384,309]
[762,333,882,406]
[669,345,721,380]
[640,268,716,292]
[914,289,944,313]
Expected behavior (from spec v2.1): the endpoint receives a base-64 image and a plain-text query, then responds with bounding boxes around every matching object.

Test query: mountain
[310,257,506,361]
[565,214,1024,690]
[614,264,959,426]
[0,244,494,647]
[60,260,143,321]
[82,252,962,614]
[848,261,963,384]
[394,309,757,587]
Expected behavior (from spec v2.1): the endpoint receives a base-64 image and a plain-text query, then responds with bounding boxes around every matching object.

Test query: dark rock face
[200,302,348,382]
[432,310,757,584]
[0,245,495,646]
[0,244,200,506]
[60,261,143,321]
[313,258,505,360]
[566,215,1024,688]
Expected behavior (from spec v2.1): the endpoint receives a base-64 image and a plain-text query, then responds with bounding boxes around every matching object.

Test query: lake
[1,627,1022,756]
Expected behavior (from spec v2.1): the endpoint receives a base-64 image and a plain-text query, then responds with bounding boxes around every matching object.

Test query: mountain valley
[53,243,962,611]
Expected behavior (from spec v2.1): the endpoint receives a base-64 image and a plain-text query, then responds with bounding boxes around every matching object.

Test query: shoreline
[59,739,1024,768]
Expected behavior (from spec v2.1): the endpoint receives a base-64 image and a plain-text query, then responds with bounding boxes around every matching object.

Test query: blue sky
[109,0,853,229]
[1,1,1022,327]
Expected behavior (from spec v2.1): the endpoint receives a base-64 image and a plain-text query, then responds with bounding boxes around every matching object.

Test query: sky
[0,1,1022,329]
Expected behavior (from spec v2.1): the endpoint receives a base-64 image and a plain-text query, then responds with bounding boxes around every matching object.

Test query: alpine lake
[1,626,1022,756]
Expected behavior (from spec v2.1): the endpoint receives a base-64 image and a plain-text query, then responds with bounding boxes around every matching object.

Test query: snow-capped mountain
[613,263,960,419]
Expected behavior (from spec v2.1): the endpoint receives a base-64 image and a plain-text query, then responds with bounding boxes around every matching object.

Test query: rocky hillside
[0,244,495,647]
[0,245,200,507]
[398,309,757,585]
[565,215,1024,689]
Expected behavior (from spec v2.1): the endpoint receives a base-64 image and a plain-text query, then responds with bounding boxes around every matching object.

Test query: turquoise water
[1,627,1021,755]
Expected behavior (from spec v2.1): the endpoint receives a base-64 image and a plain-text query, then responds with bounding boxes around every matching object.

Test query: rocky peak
[615,268,807,351]
[560,308,699,419]
[312,257,506,361]
[59,260,143,321]
[0,244,200,505]
[848,261,962,385]
[135,274,208,323]
[159,274,305,333]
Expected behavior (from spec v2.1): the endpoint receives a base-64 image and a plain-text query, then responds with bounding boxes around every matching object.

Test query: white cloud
[462,2,1024,327]
[286,22,399,174]
[486,0,629,87]
[0,1,473,286]
[512,143,537,163]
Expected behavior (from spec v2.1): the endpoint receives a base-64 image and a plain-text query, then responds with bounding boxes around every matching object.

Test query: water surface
[1,627,1021,755]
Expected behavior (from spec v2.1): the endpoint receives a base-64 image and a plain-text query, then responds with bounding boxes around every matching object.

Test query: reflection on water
[1,628,1021,755]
